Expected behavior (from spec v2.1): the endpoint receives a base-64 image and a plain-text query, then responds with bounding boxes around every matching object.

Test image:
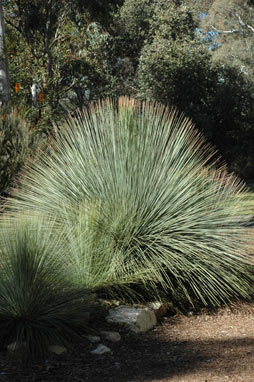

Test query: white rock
[49,345,67,355]
[7,342,27,354]
[90,344,111,355]
[106,305,157,333]
[147,301,168,317]
[100,331,121,342]
[85,335,101,343]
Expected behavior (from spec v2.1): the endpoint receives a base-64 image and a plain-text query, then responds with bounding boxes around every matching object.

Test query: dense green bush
[0,110,42,199]
[7,98,254,307]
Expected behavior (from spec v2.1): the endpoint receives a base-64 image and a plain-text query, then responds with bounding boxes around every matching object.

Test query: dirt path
[2,303,254,382]
[151,304,254,382]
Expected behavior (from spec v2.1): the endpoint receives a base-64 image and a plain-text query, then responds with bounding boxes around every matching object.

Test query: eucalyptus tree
[3,0,122,127]
[195,0,254,178]
[4,0,79,107]
[200,0,254,77]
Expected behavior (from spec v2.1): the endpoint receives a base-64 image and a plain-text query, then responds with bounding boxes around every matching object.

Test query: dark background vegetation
[1,0,254,198]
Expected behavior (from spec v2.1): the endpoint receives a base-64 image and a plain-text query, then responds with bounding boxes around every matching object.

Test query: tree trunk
[0,0,10,106]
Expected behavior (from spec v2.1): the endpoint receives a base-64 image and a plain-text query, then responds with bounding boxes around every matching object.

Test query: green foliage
[7,98,254,307]
[117,0,197,61]
[207,66,254,179]
[58,201,152,301]
[138,38,217,117]
[118,0,155,53]
[132,0,254,178]
[4,0,254,178]
[138,41,254,178]
[0,110,42,198]
[0,214,93,358]
[4,1,124,130]
[149,1,197,40]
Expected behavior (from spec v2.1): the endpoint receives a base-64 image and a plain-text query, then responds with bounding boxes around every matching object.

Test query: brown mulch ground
[2,303,254,382]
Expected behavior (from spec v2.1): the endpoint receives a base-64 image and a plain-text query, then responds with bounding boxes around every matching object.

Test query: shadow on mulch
[0,336,203,382]
[2,317,254,382]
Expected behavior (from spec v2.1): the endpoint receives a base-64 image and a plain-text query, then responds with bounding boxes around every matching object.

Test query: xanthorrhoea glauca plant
[6,97,254,307]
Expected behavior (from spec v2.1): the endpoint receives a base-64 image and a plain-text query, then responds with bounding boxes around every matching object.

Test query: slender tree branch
[235,12,254,33]
[50,8,69,49]
[247,24,254,33]
[211,26,240,34]
[235,13,245,28]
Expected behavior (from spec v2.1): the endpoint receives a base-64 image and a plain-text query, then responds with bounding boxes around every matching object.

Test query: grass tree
[7,97,254,307]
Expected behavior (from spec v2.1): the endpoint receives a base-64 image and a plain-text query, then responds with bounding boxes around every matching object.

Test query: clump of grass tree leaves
[0,214,95,358]
[5,97,254,327]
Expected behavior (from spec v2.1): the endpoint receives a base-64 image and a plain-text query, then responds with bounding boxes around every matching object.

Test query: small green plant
[7,97,254,307]
[0,214,93,358]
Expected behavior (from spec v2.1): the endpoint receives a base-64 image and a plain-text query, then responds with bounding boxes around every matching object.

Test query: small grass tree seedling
[0,214,94,358]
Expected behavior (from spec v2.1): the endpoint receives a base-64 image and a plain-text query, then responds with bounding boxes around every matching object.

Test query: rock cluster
[87,302,167,355]
[7,302,168,356]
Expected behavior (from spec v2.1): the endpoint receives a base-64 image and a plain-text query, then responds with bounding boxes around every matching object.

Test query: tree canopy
[2,0,254,178]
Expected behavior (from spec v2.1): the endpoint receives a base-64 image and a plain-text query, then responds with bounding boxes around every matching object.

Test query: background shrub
[0,110,43,199]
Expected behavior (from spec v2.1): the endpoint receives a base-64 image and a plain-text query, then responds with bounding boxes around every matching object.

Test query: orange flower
[1,115,5,121]
[15,83,20,93]
[39,93,45,103]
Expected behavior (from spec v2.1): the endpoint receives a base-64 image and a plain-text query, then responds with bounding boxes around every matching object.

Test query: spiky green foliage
[0,215,93,358]
[7,97,254,307]
[59,201,154,301]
